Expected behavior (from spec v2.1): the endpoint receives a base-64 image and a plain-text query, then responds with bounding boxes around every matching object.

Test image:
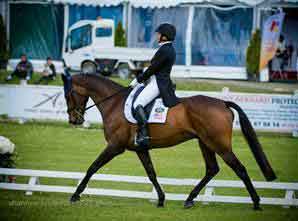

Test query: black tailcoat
[136,42,180,107]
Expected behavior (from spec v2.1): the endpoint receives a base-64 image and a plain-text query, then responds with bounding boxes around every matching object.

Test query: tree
[0,15,9,67]
[0,15,8,60]
[115,21,127,47]
[246,29,261,80]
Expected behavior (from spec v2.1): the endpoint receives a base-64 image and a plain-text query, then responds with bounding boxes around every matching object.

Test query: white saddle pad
[124,84,169,124]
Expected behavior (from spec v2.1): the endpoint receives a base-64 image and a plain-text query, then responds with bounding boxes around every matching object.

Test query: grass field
[0,121,298,221]
[0,70,292,94]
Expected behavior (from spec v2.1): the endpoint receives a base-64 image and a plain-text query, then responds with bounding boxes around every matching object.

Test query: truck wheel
[81,61,96,74]
[117,64,129,79]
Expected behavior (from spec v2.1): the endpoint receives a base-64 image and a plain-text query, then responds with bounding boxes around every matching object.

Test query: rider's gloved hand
[129,78,138,88]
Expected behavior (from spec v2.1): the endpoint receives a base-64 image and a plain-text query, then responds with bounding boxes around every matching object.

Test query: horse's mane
[73,74,125,91]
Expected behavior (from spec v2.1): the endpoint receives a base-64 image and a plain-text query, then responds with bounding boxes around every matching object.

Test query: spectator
[35,57,56,84]
[5,54,33,81]
[286,40,294,68]
[275,35,287,72]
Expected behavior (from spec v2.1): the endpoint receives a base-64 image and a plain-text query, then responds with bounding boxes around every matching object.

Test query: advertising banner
[0,85,102,123]
[0,85,297,133]
[259,12,285,71]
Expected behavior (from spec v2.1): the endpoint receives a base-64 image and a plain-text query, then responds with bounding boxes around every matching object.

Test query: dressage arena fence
[0,168,297,207]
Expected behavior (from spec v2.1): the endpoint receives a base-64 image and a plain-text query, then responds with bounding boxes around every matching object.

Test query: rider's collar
[158,41,172,47]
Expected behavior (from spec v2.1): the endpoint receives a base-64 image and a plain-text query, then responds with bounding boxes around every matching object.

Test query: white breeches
[133,75,160,109]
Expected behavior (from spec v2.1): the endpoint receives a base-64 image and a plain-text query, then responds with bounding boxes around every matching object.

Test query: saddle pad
[124,84,169,124]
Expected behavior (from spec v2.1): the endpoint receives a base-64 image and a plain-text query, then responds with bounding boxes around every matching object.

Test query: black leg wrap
[70,193,80,203]
[184,200,195,209]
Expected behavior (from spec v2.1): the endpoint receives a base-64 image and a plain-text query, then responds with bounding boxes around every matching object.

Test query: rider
[129,23,180,148]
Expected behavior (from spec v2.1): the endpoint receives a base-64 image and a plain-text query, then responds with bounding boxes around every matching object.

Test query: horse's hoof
[70,194,80,203]
[184,200,195,209]
[157,201,164,208]
[253,205,262,211]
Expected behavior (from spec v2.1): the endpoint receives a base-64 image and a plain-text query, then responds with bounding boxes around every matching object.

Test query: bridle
[66,86,131,121]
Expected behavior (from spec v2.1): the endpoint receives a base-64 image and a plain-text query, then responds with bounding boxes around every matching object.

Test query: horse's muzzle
[69,118,84,125]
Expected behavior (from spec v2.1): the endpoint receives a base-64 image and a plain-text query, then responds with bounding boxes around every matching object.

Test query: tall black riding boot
[134,105,149,148]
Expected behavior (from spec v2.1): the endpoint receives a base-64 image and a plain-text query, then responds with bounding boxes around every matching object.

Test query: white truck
[63,18,156,77]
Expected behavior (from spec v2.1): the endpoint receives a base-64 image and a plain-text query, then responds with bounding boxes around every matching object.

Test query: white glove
[129,78,138,88]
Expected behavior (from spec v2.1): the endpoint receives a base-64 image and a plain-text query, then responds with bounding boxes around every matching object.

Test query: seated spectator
[6,54,33,81]
[35,57,56,84]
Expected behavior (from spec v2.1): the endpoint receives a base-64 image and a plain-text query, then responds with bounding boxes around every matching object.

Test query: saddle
[124,84,169,124]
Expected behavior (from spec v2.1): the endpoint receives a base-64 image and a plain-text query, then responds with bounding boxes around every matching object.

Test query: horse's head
[62,74,89,125]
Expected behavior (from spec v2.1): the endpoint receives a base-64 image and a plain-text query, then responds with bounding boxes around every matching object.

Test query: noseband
[66,86,131,121]
[65,89,85,122]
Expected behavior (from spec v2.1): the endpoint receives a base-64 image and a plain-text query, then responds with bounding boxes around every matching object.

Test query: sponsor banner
[179,90,298,132]
[259,12,285,71]
[0,85,102,123]
[0,85,297,132]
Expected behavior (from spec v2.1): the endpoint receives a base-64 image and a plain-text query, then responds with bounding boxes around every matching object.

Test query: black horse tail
[225,101,277,181]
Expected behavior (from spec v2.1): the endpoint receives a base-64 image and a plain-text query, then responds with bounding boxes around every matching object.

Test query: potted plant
[115,21,127,47]
[246,29,261,81]
[0,15,9,70]
[0,136,16,183]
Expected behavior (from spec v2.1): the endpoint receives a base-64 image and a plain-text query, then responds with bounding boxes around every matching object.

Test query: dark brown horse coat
[64,74,276,210]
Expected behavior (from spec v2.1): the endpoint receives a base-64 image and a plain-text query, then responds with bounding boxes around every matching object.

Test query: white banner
[0,85,102,123]
[259,12,285,71]
[0,85,297,133]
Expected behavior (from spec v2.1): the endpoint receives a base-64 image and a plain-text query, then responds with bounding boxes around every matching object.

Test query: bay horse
[62,73,276,210]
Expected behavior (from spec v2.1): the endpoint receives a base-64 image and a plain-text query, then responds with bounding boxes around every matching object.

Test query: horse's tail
[225,101,277,181]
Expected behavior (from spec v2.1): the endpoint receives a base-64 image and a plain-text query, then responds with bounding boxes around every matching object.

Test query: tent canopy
[46,0,297,8]
[8,0,298,8]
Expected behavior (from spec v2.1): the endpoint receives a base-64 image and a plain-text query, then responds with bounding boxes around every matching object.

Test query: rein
[85,86,131,111]
[67,86,131,115]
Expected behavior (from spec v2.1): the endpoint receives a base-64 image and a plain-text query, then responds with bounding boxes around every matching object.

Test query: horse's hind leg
[220,151,261,210]
[137,150,165,207]
[184,140,219,209]
[70,145,124,202]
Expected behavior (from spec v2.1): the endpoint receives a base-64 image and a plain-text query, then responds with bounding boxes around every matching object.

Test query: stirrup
[134,134,150,147]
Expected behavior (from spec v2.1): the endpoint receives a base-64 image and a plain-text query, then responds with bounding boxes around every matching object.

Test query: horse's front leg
[137,150,165,207]
[70,145,124,202]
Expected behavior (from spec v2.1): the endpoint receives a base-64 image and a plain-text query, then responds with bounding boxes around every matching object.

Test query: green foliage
[246,29,261,79]
[0,15,9,61]
[114,21,127,47]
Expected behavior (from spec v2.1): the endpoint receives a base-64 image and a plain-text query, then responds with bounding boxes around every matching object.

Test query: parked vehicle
[63,18,155,77]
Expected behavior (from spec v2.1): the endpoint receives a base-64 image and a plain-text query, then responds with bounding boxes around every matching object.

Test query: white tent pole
[122,2,127,29]
[7,2,10,53]
[185,5,194,66]
[62,4,69,57]
[253,6,257,32]
[256,7,261,30]
[127,2,132,47]
[122,1,129,46]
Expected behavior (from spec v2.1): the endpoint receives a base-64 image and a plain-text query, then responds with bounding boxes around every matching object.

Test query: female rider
[129,23,180,148]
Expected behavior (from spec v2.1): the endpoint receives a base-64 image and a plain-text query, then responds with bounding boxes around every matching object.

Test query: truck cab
[63,18,154,77]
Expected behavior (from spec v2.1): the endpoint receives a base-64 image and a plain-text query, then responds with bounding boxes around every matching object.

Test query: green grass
[0,121,298,220]
[0,70,290,94]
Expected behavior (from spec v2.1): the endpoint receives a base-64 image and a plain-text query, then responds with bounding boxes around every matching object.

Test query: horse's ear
[62,74,72,96]
[62,66,72,84]
[61,74,67,84]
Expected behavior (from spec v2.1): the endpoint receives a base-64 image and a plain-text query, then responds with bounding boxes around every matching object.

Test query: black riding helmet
[155,23,176,41]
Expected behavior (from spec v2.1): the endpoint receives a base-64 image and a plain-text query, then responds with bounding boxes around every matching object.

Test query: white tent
[1,0,297,79]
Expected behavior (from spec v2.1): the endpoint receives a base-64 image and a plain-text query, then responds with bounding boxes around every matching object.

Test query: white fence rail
[0,168,297,207]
